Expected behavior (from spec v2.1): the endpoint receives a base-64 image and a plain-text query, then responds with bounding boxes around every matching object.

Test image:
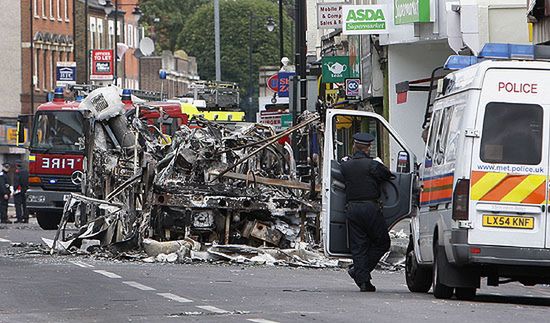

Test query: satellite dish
[139,37,155,56]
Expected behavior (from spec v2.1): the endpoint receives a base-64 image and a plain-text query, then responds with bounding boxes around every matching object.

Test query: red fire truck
[26,89,85,229]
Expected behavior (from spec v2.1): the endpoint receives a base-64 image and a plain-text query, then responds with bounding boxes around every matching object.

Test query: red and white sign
[90,49,114,80]
[498,82,538,94]
[267,74,279,92]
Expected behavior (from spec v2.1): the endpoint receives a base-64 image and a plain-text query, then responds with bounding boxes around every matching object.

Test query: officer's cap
[353,133,375,145]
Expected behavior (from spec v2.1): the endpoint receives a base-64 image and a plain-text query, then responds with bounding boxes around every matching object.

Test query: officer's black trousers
[0,200,8,223]
[14,193,28,223]
[346,201,390,283]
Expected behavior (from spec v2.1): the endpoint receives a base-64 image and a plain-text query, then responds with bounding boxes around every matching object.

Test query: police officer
[13,160,29,223]
[0,162,11,224]
[340,133,393,292]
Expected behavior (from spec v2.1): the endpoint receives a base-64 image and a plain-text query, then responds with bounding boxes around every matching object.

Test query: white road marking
[93,270,122,279]
[196,305,230,314]
[0,238,12,243]
[157,293,193,303]
[69,261,94,268]
[123,281,156,291]
[247,319,280,323]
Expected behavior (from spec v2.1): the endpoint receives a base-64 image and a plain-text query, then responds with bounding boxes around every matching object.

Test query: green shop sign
[342,5,389,35]
[394,0,432,25]
[322,56,350,83]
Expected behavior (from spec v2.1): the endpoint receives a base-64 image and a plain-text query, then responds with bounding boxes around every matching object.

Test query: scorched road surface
[1,223,550,322]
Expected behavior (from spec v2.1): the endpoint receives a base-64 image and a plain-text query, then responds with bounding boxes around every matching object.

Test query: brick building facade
[139,50,199,98]
[74,0,141,88]
[21,0,75,115]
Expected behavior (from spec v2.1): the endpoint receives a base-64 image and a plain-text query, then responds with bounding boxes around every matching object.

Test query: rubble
[45,86,407,272]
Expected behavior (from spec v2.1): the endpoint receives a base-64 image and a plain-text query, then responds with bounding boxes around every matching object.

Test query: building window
[42,0,46,18]
[64,0,69,22]
[34,49,39,90]
[56,0,61,20]
[128,24,134,48]
[49,0,54,20]
[50,50,55,89]
[43,49,47,91]
[97,18,104,49]
[34,0,38,17]
[108,20,115,49]
[89,17,96,49]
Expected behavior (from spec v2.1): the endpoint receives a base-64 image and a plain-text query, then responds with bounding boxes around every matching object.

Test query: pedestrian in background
[0,162,12,224]
[340,133,393,292]
[14,160,29,224]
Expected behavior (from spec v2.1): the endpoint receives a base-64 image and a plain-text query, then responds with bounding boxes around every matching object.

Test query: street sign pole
[214,0,221,81]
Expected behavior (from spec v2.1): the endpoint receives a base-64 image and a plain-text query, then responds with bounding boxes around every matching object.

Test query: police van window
[445,105,465,163]
[480,103,543,165]
[434,106,453,165]
[425,109,442,167]
[333,116,380,161]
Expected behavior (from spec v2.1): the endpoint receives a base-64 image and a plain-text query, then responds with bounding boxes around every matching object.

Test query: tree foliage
[177,0,293,99]
[140,0,208,52]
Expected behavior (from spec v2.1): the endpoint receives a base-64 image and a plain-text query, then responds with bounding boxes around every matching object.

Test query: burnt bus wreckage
[54,87,323,252]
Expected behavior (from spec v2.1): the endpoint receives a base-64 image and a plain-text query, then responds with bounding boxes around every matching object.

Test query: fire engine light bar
[444,55,479,70]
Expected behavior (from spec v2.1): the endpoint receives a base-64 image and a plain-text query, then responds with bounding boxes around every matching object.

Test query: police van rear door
[469,68,550,248]
[323,109,417,257]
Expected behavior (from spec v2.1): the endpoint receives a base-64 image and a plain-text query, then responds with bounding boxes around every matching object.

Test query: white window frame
[34,49,39,90]
[50,50,54,90]
[56,0,61,20]
[89,17,96,50]
[97,18,104,49]
[34,0,39,17]
[42,0,46,18]
[49,0,54,20]
[64,0,69,22]
[108,20,115,49]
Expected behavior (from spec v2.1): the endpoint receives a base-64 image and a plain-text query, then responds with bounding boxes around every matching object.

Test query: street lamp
[132,6,142,22]
[266,17,276,32]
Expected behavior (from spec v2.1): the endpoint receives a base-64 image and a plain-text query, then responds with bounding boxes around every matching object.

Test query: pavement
[1,218,550,322]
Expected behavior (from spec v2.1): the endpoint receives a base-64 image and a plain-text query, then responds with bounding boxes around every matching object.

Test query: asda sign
[342,5,389,35]
[394,0,433,25]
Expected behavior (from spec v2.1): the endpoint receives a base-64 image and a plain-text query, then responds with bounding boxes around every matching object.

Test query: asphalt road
[1,220,550,323]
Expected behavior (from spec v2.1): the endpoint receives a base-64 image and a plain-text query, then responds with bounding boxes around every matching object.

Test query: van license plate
[482,215,534,229]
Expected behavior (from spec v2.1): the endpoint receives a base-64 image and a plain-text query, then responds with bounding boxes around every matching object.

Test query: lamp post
[247,14,277,121]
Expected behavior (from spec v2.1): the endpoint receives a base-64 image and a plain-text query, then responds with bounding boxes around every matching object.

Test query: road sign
[258,111,292,131]
[56,61,77,86]
[278,72,294,98]
[345,78,361,98]
[267,73,279,92]
[90,49,114,80]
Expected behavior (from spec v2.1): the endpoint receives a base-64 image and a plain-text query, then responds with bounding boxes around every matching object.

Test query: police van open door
[323,109,418,257]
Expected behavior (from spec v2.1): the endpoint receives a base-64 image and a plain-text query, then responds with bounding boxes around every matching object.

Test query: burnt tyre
[36,212,62,230]
[455,287,477,301]
[432,243,454,299]
[405,237,432,293]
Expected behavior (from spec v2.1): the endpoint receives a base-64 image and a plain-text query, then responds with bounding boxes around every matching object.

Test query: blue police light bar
[444,55,479,70]
[122,89,132,96]
[54,87,64,94]
[478,43,510,59]
[509,44,534,60]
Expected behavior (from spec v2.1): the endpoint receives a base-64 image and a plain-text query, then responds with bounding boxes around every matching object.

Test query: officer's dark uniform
[14,161,29,223]
[340,133,393,291]
[0,163,11,224]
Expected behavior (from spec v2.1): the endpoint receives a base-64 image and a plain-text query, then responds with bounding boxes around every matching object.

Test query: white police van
[324,43,550,300]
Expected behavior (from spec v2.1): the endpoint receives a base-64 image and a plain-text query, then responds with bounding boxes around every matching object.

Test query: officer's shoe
[360,281,376,292]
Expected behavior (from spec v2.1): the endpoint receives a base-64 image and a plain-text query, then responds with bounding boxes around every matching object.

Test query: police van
[323,43,550,300]
[406,43,550,300]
